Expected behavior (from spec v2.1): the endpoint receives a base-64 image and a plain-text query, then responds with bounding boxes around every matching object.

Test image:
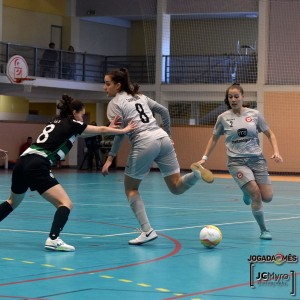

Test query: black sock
[49,206,70,240]
[0,201,13,222]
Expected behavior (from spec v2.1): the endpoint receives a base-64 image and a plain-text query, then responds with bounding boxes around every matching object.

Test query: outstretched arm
[82,116,136,136]
[263,129,283,163]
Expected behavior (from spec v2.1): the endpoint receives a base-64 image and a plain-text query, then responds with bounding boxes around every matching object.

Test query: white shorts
[125,136,180,180]
[227,156,271,188]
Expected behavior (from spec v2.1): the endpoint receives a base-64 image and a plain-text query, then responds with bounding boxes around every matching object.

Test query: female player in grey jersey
[196,83,283,240]
[0,94,136,252]
[102,68,214,245]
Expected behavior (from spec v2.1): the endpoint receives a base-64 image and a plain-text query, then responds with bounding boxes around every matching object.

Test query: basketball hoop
[6,55,35,93]
[15,77,35,93]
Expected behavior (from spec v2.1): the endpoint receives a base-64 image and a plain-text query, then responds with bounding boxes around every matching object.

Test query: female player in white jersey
[0,94,136,251]
[196,83,283,240]
[102,68,214,245]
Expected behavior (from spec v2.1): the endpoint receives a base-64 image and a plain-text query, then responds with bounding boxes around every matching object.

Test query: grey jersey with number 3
[213,108,269,157]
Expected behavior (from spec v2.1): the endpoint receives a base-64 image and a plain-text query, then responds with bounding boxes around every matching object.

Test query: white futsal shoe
[45,237,75,252]
[191,162,214,183]
[128,228,158,245]
[260,230,272,240]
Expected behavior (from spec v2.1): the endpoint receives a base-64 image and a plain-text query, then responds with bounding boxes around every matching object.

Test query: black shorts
[11,154,59,195]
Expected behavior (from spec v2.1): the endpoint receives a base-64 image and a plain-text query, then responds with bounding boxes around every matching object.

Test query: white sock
[252,206,267,232]
[129,194,151,232]
[181,172,199,187]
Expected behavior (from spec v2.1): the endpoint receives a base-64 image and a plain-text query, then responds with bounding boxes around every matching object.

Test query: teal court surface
[0,168,299,300]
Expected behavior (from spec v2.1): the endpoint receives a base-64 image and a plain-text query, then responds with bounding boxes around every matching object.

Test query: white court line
[0,228,135,238]
[20,199,300,209]
[4,200,300,218]
[1,215,300,239]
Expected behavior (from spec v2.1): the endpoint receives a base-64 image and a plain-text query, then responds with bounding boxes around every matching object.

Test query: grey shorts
[125,136,180,180]
[227,156,271,188]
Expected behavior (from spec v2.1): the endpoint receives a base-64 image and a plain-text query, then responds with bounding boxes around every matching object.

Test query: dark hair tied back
[106,68,140,96]
[56,94,84,119]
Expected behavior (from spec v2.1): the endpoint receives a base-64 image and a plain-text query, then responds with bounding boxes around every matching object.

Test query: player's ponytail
[107,68,140,96]
[56,94,85,119]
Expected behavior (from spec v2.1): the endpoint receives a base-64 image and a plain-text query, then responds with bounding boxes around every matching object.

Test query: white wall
[78,20,128,55]
[2,6,129,56]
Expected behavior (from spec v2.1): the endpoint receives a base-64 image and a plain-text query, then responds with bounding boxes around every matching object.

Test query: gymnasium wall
[0,101,99,168]
[78,21,128,55]
[115,127,228,172]
[2,1,129,55]
[128,18,257,56]
[2,3,64,48]
[263,92,300,173]
[116,91,300,174]
[0,121,45,166]
[28,103,98,123]
[1,1,300,174]
[0,121,80,168]
[2,4,256,56]
[1,90,299,174]
[3,0,66,16]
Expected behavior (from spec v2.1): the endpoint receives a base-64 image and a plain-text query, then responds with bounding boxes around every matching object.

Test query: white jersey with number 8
[107,91,170,145]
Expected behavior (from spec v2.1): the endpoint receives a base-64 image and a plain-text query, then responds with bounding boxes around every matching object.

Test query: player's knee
[126,189,139,200]
[9,193,25,209]
[59,199,73,210]
[251,200,263,211]
[69,202,74,210]
[262,194,273,203]
[63,202,73,210]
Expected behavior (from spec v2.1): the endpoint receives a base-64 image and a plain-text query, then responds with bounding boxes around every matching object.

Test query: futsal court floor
[0,168,299,300]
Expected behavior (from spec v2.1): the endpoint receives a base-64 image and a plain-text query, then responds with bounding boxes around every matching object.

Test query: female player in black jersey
[0,94,136,252]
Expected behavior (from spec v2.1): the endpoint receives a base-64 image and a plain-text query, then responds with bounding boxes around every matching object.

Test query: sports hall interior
[0,0,299,174]
[0,1,300,300]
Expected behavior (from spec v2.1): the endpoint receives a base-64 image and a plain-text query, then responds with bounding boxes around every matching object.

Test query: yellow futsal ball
[200,225,222,248]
